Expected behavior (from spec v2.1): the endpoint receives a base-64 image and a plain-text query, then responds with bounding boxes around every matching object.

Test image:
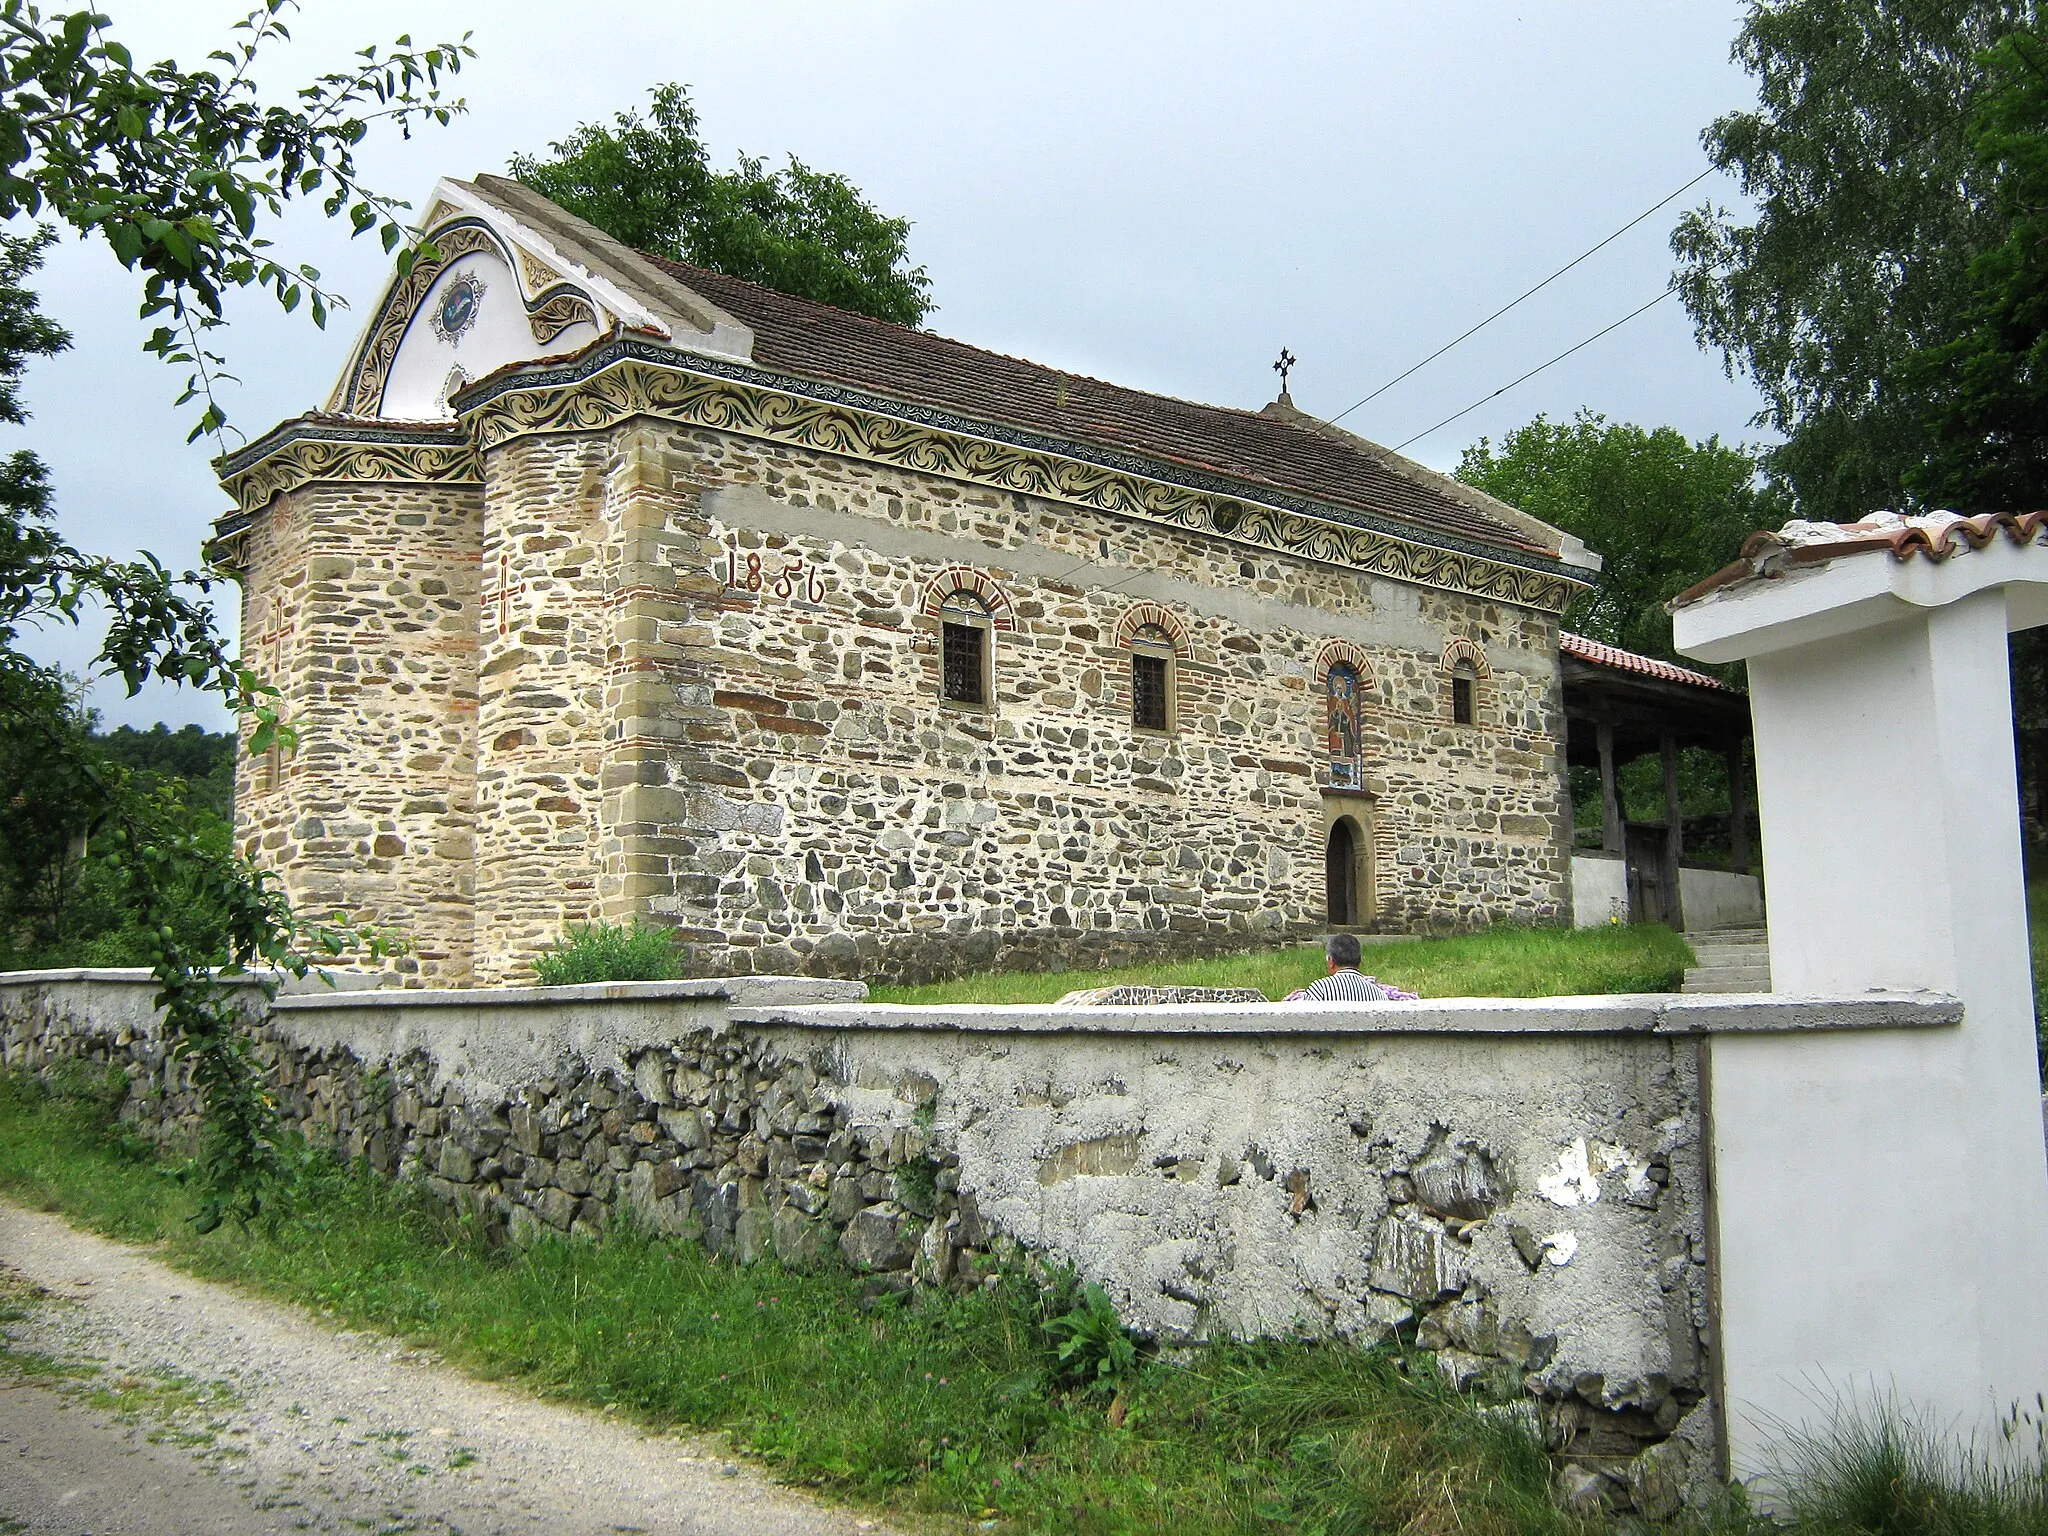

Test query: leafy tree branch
[1670,0,2031,519]
[0,3,464,1223]
[0,0,472,441]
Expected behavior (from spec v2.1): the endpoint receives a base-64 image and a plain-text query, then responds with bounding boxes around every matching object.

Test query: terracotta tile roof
[1672,510,2048,608]
[643,255,1555,562]
[1560,631,1732,693]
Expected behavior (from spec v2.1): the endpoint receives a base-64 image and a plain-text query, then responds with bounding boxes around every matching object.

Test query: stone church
[211,174,1601,986]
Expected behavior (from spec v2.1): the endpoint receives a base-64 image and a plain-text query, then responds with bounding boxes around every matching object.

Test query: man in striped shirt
[1285,933,1417,1002]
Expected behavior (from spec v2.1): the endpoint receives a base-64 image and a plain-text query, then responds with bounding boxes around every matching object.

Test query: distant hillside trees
[1454,410,1780,665]
[96,723,234,819]
[0,706,236,970]
[511,83,933,327]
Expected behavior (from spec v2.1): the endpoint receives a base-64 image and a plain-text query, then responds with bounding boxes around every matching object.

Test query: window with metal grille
[1133,652,1169,730]
[941,619,986,705]
[1452,670,1476,725]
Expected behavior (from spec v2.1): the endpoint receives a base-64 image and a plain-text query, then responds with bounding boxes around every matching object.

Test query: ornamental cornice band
[456,348,1588,614]
[215,421,481,523]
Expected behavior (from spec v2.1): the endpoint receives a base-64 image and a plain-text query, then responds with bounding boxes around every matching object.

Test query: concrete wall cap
[270,975,868,1010]
[3,972,1953,1037]
[0,967,204,987]
[731,990,1959,1037]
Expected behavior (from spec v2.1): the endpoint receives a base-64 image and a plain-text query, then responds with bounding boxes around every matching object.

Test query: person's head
[1325,932,1362,972]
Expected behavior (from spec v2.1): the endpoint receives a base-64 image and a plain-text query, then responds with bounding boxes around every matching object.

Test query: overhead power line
[1326,168,1716,428]
[1389,284,1678,453]
[1339,51,2025,455]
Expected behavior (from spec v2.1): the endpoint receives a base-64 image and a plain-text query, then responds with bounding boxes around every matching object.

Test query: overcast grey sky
[25,0,1765,728]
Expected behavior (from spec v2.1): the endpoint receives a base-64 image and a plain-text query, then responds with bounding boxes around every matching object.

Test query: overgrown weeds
[532,919,689,986]
[1760,1396,2048,1536]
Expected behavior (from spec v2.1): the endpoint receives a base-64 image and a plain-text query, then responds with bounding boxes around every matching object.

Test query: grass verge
[8,1072,2048,1534]
[2032,876,2048,1069]
[871,925,1696,1007]
[0,1069,1592,1536]
[1762,1395,2048,1536]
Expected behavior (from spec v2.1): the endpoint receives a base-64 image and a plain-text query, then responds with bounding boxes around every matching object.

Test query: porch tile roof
[1561,631,1731,693]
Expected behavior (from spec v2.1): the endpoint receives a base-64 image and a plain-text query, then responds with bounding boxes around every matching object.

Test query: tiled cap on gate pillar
[1670,509,2048,665]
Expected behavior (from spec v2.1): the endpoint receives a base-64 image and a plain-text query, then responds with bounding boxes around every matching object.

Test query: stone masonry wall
[231,412,1573,988]
[234,478,483,985]
[541,419,1572,985]
[470,433,619,974]
[0,973,1743,1516]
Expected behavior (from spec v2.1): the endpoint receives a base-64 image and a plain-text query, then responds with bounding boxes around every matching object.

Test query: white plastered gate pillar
[1674,520,2048,1482]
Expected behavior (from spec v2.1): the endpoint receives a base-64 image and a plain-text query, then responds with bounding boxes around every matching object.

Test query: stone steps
[1689,945,1765,968]
[1681,966,1772,993]
[1681,928,1770,994]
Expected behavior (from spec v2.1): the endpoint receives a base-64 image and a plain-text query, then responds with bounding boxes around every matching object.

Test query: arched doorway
[1326,818,1358,926]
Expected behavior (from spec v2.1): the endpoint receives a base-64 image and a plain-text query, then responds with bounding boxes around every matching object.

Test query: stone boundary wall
[0,971,1958,1515]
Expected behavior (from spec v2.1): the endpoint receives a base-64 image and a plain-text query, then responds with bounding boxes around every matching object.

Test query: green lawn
[871,924,1696,1006]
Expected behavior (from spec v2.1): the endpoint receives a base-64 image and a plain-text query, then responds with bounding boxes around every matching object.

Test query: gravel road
[0,1200,895,1535]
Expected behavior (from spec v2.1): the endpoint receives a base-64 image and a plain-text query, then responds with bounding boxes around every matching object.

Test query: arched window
[1326,663,1364,788]
[939,590,993,707]
[1450,660,1478,726]
[1130,623,1176,733]
[1439,639,1489,727]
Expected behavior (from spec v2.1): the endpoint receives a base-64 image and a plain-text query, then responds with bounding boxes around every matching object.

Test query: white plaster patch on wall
[1593,1140,1655,1201]
[1538,1138,1600,1207]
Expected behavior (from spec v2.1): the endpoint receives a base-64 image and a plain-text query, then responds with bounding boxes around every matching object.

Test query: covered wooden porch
[1560,633,1753,929]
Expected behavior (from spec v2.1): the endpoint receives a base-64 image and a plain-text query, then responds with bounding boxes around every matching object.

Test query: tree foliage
[0,232,366,1230]
[1673,4,2048,834]
[1672,0,2031,519]
[0,704,236,966]
[1456,411,1780,662]
[510,82,932,327]
[0,2,463,1226]
[0,0,469,439]
[1897,26,2048,508]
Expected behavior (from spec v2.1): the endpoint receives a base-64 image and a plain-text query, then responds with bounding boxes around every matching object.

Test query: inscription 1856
[723,538,828,605]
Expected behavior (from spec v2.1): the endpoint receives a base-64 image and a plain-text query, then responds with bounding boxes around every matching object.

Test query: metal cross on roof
[1273,348,1296,393]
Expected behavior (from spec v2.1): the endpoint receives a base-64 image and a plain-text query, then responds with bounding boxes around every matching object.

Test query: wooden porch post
[1662,732,1686,930]
[1596,721,1624,854]
[1726,742,1751,875]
